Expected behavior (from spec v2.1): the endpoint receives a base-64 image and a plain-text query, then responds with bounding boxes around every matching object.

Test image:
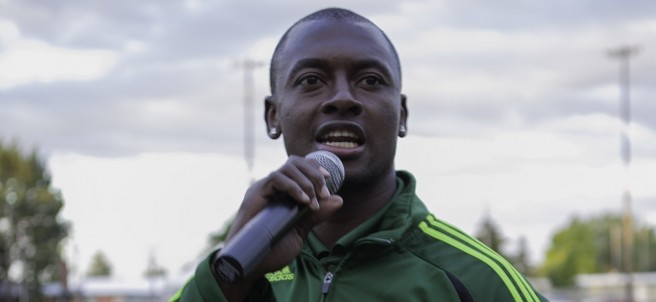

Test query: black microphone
[212,150,344,283]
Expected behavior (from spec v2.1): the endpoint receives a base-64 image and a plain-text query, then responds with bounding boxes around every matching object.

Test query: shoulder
[403,214,544,302]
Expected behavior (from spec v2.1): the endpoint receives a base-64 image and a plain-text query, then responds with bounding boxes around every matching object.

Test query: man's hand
[218,155,343,301]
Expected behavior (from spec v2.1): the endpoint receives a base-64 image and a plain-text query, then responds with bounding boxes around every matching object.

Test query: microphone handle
[212,193,309,283]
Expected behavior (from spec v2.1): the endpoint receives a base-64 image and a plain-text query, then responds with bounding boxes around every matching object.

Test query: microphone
[212,150,344,283]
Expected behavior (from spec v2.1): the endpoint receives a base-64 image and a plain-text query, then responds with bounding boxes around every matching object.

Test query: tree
[475,211,508,257]
[143,253,167,278]
[512,236,531,276]
[540,213,656,287]
[87,251,112,277]
[208,215,234,247]
[0,140,69,301]
[635,225,656,273]
[540,217,599,287]
[474,212,537,277]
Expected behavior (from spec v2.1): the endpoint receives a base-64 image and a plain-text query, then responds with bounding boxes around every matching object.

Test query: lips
[316,122,365,149]
[319,130,360,148]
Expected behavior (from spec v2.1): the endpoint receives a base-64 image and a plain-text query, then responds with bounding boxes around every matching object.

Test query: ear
[265,96,281,139]
[398,94,408,137]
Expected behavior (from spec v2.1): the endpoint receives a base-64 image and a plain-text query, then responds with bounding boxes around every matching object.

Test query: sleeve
[169,250,276,302]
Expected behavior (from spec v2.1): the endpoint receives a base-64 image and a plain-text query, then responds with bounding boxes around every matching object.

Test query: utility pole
[235,59,265,184]
[608,45,640,302]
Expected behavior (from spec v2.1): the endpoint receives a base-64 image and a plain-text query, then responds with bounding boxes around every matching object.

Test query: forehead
[277,19,398,80]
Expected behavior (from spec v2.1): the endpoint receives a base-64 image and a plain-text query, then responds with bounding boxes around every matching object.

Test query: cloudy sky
[1,0,655,284]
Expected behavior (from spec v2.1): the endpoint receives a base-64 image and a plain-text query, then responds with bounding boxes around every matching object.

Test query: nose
[320,82,363,116]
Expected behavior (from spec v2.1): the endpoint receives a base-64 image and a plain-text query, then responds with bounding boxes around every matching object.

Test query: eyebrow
[352,59,394,81]
[286,58,331,81]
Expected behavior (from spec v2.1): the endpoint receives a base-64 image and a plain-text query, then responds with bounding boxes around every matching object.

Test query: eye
[297,75,325,86]
[357,75,385,87]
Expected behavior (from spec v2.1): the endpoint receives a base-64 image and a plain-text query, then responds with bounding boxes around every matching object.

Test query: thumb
[296,195,343,236]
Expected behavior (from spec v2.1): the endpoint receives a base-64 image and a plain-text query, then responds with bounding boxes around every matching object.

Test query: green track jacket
[171,171,548,301]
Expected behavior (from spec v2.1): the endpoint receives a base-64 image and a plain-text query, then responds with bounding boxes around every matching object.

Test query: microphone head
[305,151,344,194]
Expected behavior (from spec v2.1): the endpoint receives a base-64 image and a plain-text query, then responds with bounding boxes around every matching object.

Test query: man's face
[266,19,407,186]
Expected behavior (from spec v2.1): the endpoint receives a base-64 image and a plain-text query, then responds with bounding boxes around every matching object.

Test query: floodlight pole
[236,59,265,184]
[608,45,640,302]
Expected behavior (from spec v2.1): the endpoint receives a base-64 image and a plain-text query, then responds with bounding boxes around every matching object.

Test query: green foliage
[0,140,69,301]
[540,213,656,287]
[475,213,507,254]
[635,226,656,272]
[541,217,600,287]
[512,236,532,276]
[87,250,112,277]
[208,215,234,247]
[143,265,167,278]
[143,253,167,278]
[475,213,534,276]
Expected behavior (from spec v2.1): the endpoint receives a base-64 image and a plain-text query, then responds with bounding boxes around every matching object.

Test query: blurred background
[1,0,655,301]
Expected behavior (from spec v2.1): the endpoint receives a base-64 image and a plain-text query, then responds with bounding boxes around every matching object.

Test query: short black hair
[269,8,402,94]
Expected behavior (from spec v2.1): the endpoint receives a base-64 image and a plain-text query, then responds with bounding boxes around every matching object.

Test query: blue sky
[1,0,655,282]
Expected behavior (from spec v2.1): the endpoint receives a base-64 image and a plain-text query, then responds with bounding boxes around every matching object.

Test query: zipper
[318,238,392,299]
[322,272,334,295]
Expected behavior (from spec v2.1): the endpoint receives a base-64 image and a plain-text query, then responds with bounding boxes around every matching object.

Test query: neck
[313,169,397,248]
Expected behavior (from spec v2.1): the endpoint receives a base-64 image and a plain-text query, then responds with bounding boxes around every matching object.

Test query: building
[577,272,656,302]
[43,275,187,302]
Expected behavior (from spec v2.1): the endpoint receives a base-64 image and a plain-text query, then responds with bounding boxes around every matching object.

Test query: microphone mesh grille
[306,151,344,194]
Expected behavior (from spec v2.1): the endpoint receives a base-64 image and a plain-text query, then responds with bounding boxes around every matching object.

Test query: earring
[269,128,279,136]
[399,126,407,137]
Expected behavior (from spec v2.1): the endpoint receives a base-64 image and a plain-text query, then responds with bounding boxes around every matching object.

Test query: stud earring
[399,126,407,137]
[269,128,279,136]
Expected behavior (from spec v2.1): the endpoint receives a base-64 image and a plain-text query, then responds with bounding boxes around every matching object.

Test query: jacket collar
[305,171,426,257]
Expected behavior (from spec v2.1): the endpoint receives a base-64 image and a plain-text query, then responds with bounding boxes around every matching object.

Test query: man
[172,7,548,302]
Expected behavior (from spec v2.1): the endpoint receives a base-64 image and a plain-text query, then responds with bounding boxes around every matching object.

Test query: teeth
[320,130,360,148]
[324,141,358,148]
[324,130,357,139]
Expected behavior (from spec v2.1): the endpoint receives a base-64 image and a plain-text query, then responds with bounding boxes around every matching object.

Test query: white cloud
[542,114,618,137]
[0,18,20,42]
[50,152,253,281]
[183,0,204,12]
[490,131,583,159]
[0,19,118,89]
[123,40,147,54]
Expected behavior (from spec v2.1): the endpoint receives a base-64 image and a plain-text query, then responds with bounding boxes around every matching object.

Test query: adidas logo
[265,266,295,282]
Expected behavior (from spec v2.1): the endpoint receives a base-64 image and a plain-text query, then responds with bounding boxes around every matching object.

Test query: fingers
[227,156,342,276]
[299,195,343,233]
[265,155,332,210]
[231,155,334,237]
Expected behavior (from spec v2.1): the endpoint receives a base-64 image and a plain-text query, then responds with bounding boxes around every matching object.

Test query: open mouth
[318,129,362,149]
